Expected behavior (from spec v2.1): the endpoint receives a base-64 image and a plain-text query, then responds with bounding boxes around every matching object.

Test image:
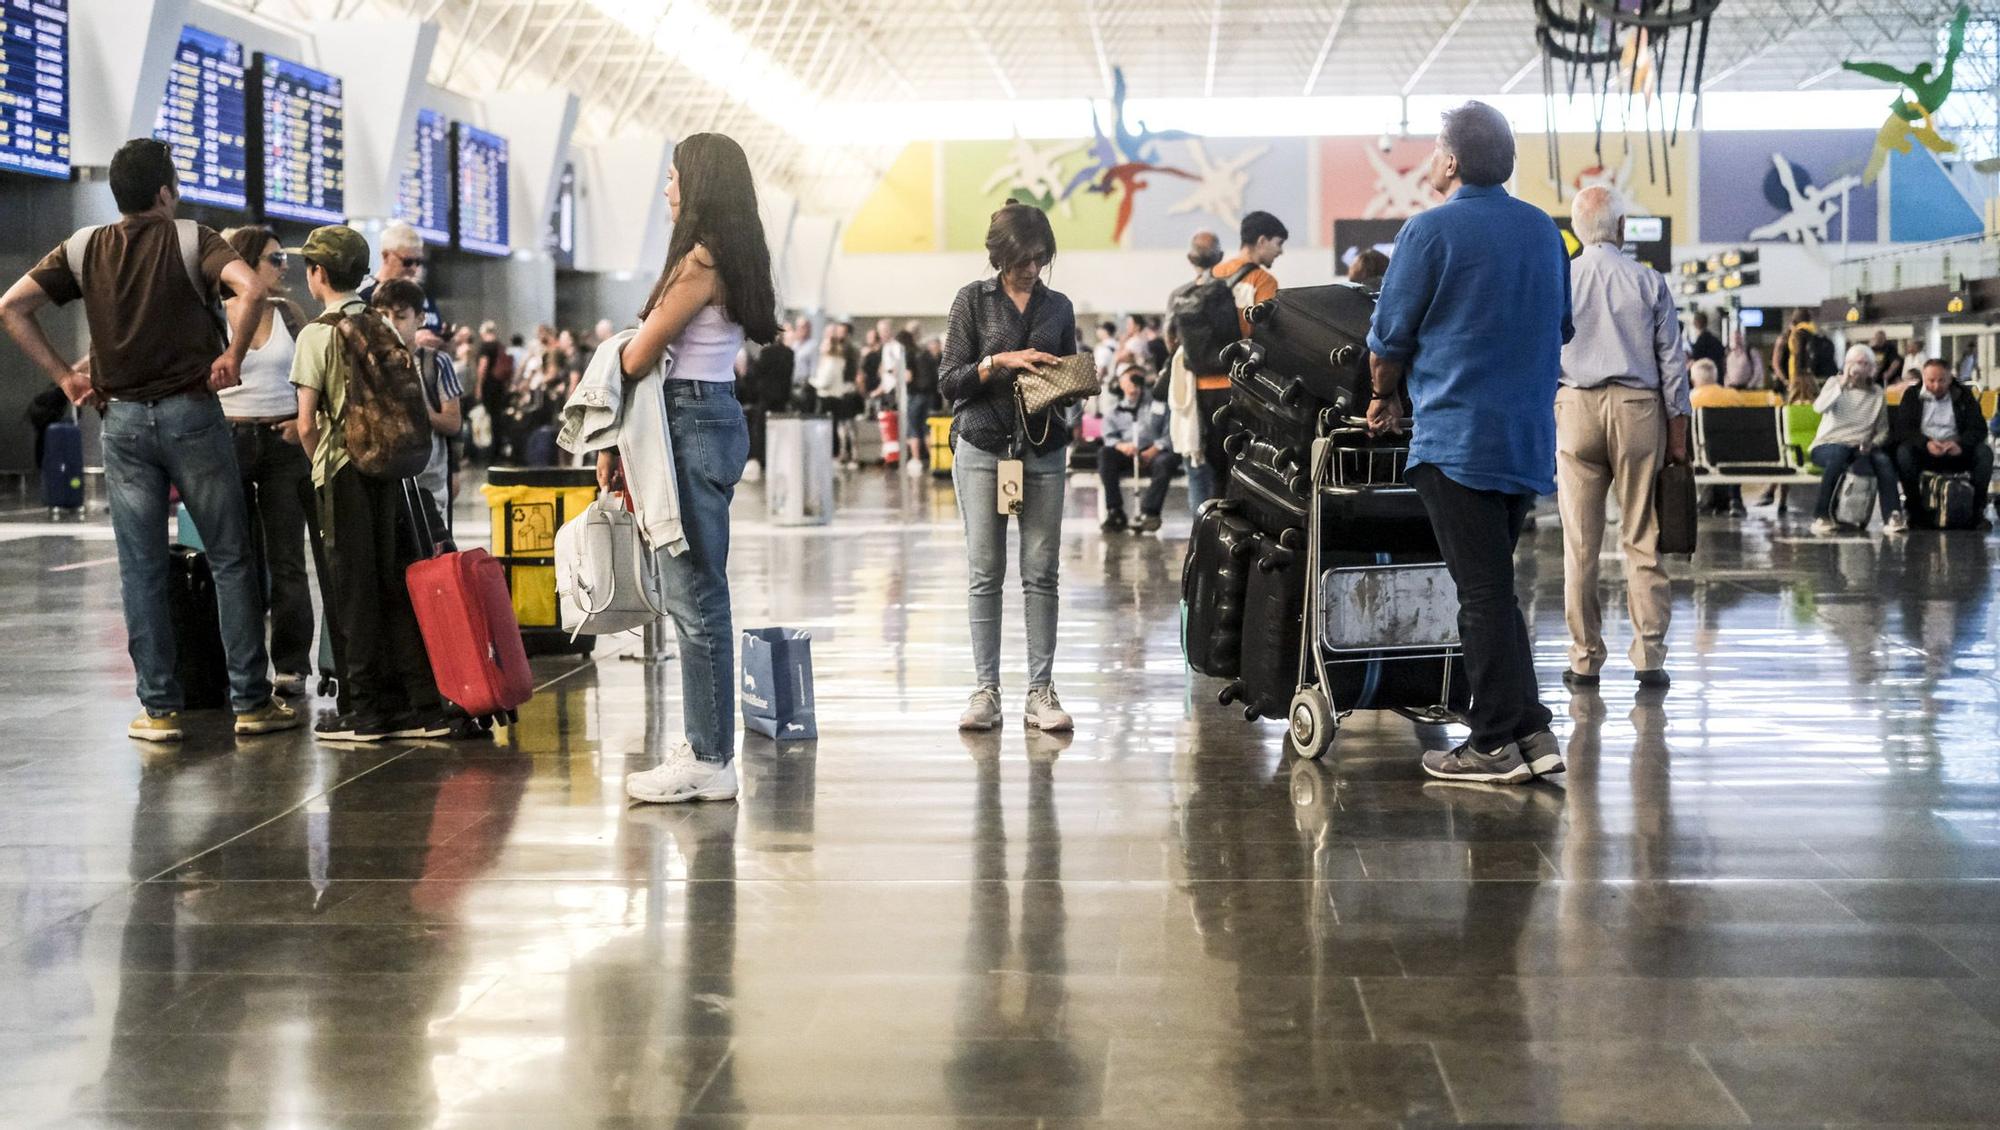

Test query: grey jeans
[952,440,1066,688]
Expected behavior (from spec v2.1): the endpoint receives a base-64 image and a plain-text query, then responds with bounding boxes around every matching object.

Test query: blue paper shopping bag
[740,627,816,740]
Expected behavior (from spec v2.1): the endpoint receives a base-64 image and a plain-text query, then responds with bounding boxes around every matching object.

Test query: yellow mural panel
[941,139,1119,253]
[1513,130,1693,234]
[842,142,938,254]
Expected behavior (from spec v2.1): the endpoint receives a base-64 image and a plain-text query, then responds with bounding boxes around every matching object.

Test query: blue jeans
[101,392,272,713]
[952,440,1066,688]
[1811,444,1901,522]
[654,381,749,765]
[1185,462,1218,518]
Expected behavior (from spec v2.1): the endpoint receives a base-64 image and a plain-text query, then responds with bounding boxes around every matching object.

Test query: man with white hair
[357,221,446,349]
[1555,184,1689,693]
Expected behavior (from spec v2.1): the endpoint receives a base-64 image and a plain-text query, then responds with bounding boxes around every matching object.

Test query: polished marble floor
[2,471,1999,1128]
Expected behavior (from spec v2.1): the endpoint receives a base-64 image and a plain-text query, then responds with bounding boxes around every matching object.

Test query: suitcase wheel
[1242,704,1260,722]
[1246,300,1275,326]
[1278,380,1305,409]
[1210,405,1232,430]
[1222,431,1248,459]
[317,676,338,698]
[1218,680,1244,707]
[1288,687,1335,760]
[1329,344,1362,368]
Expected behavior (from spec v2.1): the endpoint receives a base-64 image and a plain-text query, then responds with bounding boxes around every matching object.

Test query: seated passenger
[1688,360,1744,516]
[1808,345,1905,536]
[1890,358,1993,529]
[1098,363,1181,534]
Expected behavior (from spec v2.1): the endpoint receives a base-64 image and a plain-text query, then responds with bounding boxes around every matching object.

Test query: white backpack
[554,495,667,638]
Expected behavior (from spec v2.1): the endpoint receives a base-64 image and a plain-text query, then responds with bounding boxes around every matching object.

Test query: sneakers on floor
[128,712,184,743]
[1884,510,1909,535]
[234,697,302,736]
[1023,684,1073,732]
[314,713,390,743]
[959,685,1003,731]
[383,712,452,740]
[1134,513,1162,534]
[1518,730,1566,778]
[626,742,739,804]
[1810,517,1839,536]
[1100,511,1129,534]
[1421,741,1532,785]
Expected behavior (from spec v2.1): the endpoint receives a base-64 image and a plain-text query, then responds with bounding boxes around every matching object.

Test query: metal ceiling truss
[214,0,1989,216]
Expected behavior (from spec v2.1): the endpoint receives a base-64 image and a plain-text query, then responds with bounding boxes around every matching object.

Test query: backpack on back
[322,307,433,479]
[1807,331,1839,379]
[1173,264,1256,377]
[65,219,226,339]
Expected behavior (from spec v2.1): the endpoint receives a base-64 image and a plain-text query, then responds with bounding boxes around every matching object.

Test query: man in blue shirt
[1365,101,1574,787]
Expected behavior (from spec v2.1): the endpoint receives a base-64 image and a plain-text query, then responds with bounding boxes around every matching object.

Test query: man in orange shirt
[1189,212,1289,486]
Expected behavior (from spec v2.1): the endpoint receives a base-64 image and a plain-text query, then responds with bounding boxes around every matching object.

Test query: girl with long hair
[605,133,780,804]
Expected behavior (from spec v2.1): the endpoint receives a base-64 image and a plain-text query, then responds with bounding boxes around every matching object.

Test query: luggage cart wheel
[1288,687,1335,760]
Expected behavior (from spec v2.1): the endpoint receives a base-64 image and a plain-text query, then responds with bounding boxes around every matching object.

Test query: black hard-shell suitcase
[1314,549,1469,717]
[1242,285,1374,412]
[1181,501,1260,678]
[1225,437,1310,538]
[1219,363,1322,466]
[168,545,229,711]
[1221,530,1305,721]
[41,419,84,511]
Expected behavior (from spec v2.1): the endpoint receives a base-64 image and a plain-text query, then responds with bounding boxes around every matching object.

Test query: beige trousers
[1556,384,1670,675]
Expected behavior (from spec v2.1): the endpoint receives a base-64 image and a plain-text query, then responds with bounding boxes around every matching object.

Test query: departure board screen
[153,25,247,210]
[0,0,70,180]
[395,108,449,244]
[452,122,509,256]
[254,52,343,224]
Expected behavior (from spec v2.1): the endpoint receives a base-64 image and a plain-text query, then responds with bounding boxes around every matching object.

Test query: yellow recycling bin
[481,467,599,655]
[928,416,954,477]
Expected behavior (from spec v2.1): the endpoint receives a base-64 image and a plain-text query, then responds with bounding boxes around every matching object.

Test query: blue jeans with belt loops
[952,440,1067,689]
[101,391,273,714]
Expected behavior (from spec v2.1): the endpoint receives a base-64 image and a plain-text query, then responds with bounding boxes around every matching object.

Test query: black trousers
[1099,447,1182,516]
[1407,463,1551,751]
[1894,442,1993,522]
[1195,385,1234,478]
[324,466,439,721]
[231,422,315,677]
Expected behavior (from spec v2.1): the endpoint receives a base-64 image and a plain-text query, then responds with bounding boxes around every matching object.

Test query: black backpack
[1807,332,1839,379]
[1173,264,1256,377]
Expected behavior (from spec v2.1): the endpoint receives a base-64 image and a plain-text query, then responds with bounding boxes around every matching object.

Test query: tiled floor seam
[1425,1040,1464,1123]
[1687,1042,1756,1125]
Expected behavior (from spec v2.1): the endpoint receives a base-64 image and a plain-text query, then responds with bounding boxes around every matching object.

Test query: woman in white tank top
[603,133,783,805]
[218,226,316,692]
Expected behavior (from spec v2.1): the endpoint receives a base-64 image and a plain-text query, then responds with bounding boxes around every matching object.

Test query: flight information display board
[153,25,247,210]
[0,0,70,179]
[452,122,509,256]
[253,52,343,224]
[395,108,450,244]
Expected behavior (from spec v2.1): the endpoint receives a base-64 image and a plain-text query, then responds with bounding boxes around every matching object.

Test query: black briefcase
[1655,461,1698,556]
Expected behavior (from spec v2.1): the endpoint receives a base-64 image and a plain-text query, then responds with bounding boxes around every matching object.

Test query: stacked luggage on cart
[1181,284,1470,758]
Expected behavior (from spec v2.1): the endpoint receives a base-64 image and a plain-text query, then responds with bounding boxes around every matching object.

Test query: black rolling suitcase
[1225,436,1311,537]
[1221,530,1306,721]
[168,545,229,711]
[1242,285,1375,411]
[1219,363,1322,465]
[1181,501,1260,677]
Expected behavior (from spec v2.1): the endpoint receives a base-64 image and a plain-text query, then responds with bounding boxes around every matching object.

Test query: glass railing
[1831,232,2000,295]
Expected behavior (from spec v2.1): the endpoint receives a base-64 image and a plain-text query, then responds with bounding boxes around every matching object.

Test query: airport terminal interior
[6,0,2000,1125]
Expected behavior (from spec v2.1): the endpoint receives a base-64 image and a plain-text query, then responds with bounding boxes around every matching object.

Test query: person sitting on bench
[1889,358,1992,529]
[1098,364,1181,534]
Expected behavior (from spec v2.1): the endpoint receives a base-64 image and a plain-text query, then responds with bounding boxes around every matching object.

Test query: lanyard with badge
[995,287,1046,516]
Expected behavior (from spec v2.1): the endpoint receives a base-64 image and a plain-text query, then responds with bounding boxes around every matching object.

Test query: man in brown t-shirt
[0,138,299,743]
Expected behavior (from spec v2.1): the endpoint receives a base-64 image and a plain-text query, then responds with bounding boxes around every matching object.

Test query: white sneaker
[1810,517,1840,536]
[959,685,1002,731]
[1023,685,1073,732]
[625,742,739,804]
[1884,511,1909,535]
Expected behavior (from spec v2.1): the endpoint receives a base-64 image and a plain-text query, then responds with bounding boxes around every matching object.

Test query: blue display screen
[395,108,450,244]
[453,122,509,257]
[153,25,247,210]
[256,52,344,224]
[0,0,69,180]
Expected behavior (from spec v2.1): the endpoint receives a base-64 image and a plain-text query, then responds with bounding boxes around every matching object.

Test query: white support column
[69,0,193,166]
[310,19,438,220]
[482,90,581,254]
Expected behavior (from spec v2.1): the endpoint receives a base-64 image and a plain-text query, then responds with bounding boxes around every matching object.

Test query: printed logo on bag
[744,673,758,692]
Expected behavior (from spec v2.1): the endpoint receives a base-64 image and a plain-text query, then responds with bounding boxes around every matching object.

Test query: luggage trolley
[1285,424,1466,760]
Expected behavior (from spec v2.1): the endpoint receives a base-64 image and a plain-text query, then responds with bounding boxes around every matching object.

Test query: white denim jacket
[558,330,688,558]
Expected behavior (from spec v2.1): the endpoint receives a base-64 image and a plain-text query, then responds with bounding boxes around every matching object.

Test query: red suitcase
[406,547,534,724]
[877,408,901,466]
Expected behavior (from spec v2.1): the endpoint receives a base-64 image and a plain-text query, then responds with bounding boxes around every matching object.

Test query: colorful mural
[1698,130,1879,247]
[840,142,937,254]
[1513,132,1692,236]
[1887,147,1985,242]
[1317,138,1445,246]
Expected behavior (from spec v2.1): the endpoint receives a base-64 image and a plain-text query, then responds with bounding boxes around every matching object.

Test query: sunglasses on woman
[265,252,288,268]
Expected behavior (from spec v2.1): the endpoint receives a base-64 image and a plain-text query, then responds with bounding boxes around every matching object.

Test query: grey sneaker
[1023,684,1073,732]
[959,685,1003,731]
[1518,730,1565,778]
[1422,741,1531,785]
